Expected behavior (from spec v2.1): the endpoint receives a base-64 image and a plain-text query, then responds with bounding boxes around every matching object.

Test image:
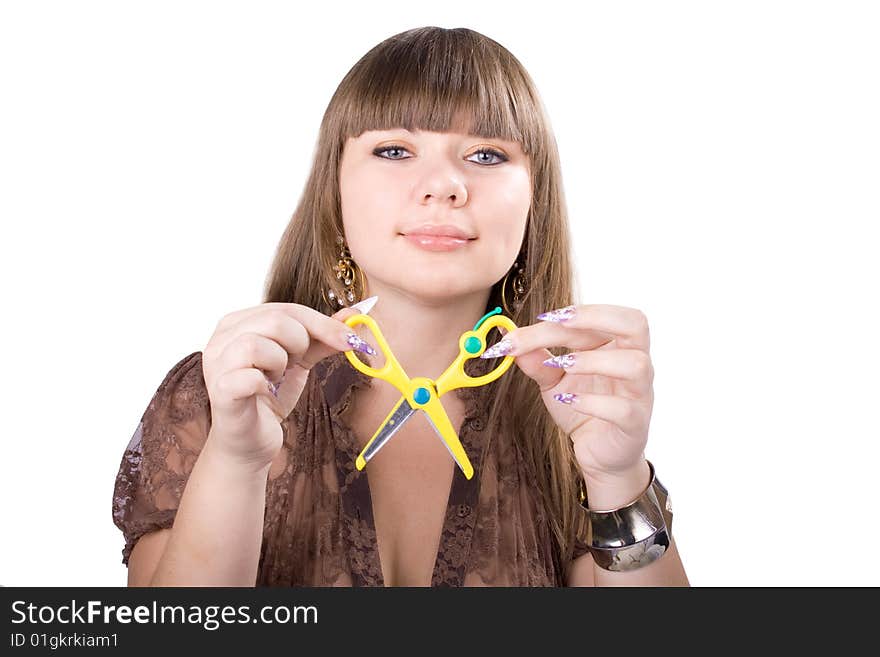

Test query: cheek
[464,225,524,284]
[480,178,531,249]
[499,169,532,216]
[340,170,400,236]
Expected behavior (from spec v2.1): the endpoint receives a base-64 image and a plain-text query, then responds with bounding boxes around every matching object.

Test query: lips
[400,224,476,240]
[401,233,473,252]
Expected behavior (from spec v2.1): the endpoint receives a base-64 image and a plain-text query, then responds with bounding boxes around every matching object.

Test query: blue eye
[469,148,508,165]
[372,144,508,165]
[373,145,410,160]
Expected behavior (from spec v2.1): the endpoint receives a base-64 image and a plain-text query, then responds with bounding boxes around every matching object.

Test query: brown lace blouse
[112,350,590,586]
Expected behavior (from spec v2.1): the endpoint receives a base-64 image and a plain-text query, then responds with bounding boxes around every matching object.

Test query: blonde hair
[263,26,586,577]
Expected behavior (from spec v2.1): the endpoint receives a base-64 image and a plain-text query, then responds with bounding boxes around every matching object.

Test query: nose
[421,172,467,207]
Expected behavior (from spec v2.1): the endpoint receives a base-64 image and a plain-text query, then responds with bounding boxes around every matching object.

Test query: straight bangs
[326,27,545,158]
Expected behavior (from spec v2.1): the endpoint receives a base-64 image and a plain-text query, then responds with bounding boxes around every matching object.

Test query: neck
[351,282,493,386]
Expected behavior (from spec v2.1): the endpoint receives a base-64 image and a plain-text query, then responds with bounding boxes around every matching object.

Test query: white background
[1,0,877,587]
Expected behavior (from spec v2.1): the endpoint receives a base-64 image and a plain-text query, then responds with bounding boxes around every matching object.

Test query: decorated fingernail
[543,353,576,369]
[346,332,377,355]
[537,305,576,323]
[553,392,577,404]
[480,337,514,359]
[266,377,281,398]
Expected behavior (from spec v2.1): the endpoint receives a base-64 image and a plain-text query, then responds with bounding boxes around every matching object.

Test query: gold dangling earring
[501,256,527,316]
[322,234,365,308]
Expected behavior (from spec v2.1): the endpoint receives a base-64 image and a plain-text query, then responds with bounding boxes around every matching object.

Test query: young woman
[112,26,689,587]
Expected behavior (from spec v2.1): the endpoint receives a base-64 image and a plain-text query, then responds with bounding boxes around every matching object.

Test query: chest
[347,387,466,586]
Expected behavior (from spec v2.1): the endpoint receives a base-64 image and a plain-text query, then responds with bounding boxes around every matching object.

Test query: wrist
[200,438,274,482]
[580,459,674,573]
[581,458,651,511]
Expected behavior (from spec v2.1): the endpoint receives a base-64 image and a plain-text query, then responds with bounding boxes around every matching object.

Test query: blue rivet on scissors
[464,336,482,354]
[413,387,431,405]
[473,306,502,331]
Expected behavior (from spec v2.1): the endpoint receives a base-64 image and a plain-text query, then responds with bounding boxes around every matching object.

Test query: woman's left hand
[484,304,654,482]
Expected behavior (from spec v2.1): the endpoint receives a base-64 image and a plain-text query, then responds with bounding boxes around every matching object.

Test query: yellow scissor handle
[434,314,518,397]
[343,314,414,399]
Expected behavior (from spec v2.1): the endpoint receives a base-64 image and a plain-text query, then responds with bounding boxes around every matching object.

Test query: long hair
[262,26,586,577]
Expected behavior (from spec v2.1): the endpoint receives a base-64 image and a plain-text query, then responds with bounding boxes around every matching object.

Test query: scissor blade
[356,397,417,469]
[422,407,474,480]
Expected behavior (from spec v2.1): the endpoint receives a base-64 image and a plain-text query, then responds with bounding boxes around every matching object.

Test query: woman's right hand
[201,303,370,470]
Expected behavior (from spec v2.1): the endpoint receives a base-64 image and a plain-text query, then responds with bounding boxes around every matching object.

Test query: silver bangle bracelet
[580,460,675,572]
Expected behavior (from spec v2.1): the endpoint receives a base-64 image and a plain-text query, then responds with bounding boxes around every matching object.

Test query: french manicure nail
[346,332,377,355]
[480,337,514,359]
[537,305,576,323]
[553,392,577,404]
[543,353,576,369]
[350,295,379,315]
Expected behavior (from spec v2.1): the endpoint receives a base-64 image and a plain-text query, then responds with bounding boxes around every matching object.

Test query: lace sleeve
[111,351,211,566]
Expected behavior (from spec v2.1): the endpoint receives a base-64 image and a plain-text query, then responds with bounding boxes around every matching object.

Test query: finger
[216,302,359,347]
[552,392,646,437]
[216,306,362,375]
[536,304,650,351]
[541,349,653,396]
[309,306,369,367]
[492,320,615,358]
[215,302,328,332]
[215,366,279,403]
[507,347,565,393]
[219,332,293,386]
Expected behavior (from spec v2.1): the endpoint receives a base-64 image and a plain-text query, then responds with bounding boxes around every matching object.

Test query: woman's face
[338,127,532,303]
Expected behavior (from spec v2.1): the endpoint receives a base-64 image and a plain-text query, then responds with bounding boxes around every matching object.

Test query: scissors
[343,306,517,480]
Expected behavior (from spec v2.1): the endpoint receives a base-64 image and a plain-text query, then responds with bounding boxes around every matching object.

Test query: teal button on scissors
[343,307,517,480]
